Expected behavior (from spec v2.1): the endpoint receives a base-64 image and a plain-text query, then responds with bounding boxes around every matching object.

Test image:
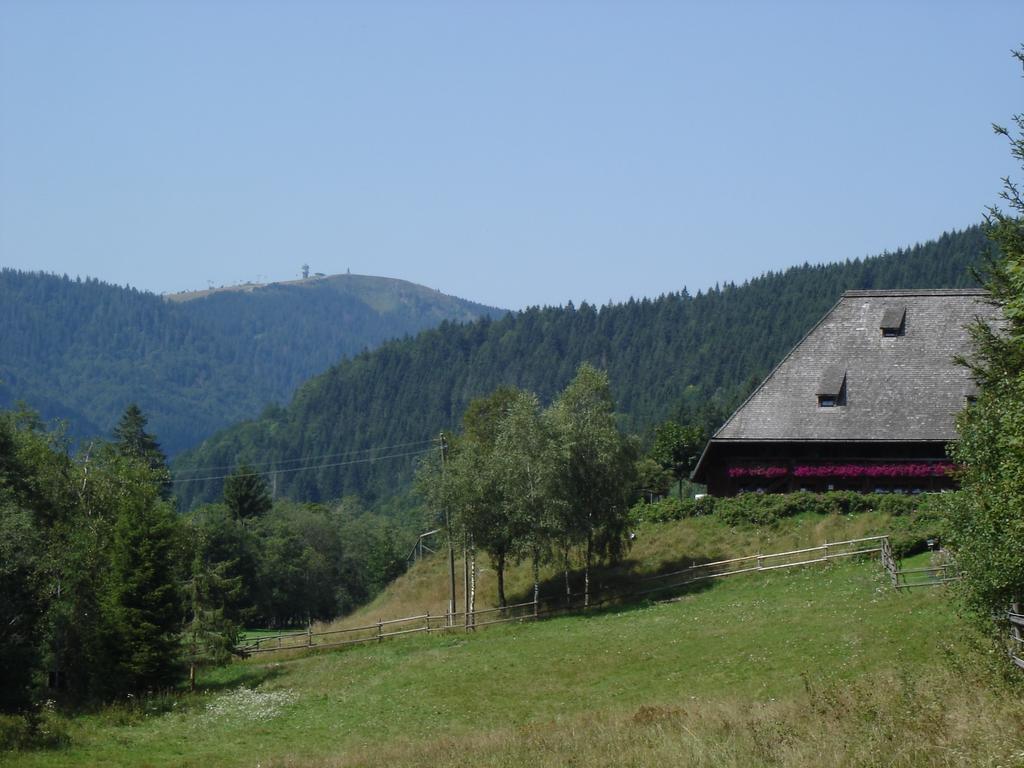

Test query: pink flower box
[727,462,956,480]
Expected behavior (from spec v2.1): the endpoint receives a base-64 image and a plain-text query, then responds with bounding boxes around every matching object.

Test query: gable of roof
[708,289,998,444]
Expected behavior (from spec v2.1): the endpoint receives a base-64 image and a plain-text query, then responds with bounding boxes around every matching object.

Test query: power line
[172,446,434,485]
[172,438,438,477]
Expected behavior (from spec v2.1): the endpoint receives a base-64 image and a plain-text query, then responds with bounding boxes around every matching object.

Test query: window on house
[816,367,847,407]
[880,307,906,337]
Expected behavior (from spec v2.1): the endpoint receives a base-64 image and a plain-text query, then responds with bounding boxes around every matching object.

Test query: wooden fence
[634,535,888,598]
[236,534,902,656]
[238,600,540,655]
[1010,602,1024,671]
[880,537,961,590]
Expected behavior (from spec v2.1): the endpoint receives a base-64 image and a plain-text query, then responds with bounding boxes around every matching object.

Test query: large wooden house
[692,289,999,496]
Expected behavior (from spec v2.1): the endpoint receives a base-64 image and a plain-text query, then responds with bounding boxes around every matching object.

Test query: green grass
[8,557,1023,767]
[7,512,1022,767]
[239,628,305,642]
[325,510,912,631]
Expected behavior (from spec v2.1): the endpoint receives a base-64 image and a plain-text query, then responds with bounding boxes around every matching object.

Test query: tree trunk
[497,551,507,609]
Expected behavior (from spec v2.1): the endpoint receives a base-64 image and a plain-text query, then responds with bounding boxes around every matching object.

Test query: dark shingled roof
[709,289,998,443]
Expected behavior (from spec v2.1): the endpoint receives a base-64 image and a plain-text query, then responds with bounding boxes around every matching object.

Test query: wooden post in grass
[377,619,382,643]
[307,622,313,648]
[880,536,899,588]
[1012,601,1022,667]
[425,611,430,633]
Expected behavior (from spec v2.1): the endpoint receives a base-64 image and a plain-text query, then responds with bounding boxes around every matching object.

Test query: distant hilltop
[1,268,505,457]
[165,271,397,303]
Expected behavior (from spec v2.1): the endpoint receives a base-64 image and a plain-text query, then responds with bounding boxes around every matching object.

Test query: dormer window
[816,367,847,407]
[880,307,906,337]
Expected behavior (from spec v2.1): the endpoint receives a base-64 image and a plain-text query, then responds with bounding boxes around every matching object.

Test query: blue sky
[1,1,1021,310]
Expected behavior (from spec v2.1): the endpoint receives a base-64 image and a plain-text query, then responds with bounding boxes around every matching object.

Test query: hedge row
[630,490,949,558]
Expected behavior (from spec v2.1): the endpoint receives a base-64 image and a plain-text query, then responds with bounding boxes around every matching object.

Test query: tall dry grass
[272,667,1024,768]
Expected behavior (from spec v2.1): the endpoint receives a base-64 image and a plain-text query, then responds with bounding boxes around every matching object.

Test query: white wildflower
[206,686,298,723]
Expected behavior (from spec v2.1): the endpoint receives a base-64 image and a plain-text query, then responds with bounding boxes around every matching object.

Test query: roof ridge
[842,288,988,297]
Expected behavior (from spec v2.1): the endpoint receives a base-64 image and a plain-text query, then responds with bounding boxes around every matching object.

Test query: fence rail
[1010,604,1024,670]
[236,535,900,657]
[634,535,887,598]
[237,599,541,655]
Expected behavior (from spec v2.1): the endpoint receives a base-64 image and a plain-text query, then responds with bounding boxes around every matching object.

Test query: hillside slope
[174,226,989,506]
[8,551,1020,767]
[0,271,503,455]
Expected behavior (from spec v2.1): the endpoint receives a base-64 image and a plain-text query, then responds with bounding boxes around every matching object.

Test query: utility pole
[440,432,457,626]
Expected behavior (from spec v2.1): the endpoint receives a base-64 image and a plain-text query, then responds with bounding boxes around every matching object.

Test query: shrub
[876,494,916,517]
[0,711,68,752]
[0,714,31,751]
[709,490,935,528]
[630,495,714,524]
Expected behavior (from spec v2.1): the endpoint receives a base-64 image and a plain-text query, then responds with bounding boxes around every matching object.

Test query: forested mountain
[173,226,989,508]
[0,271,503,455]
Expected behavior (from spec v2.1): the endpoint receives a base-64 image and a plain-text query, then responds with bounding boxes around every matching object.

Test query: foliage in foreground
[945,49,1024,627]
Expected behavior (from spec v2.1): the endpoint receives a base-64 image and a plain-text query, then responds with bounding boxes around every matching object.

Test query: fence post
[425,611,430,634]
[1012,601,1022,667]
[307,623,313,648]
[377,619,382,643]
[757,555,763,570]
[880,536,899,589]
[823,542,829,561]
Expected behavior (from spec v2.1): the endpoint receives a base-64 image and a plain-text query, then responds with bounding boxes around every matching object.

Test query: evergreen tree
[190,504,262,626]
[113,403,168,473]
[0,503,43,712]
[224,465,273,521]
[104,454,183,694]
[183,525,242,691]
[113,403,171,499]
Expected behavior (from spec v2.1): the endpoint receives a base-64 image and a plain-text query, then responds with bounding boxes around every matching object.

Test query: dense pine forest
[0,272,503,455]
[173,226,989,509]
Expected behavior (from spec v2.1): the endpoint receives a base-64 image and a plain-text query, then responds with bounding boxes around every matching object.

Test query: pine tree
[113,404,167,473]
[183,526,242,691]
[223,465,273,521]
[105,465,183,694]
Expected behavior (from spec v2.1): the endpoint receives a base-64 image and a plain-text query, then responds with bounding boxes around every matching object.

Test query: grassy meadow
[7,513,1024,767]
